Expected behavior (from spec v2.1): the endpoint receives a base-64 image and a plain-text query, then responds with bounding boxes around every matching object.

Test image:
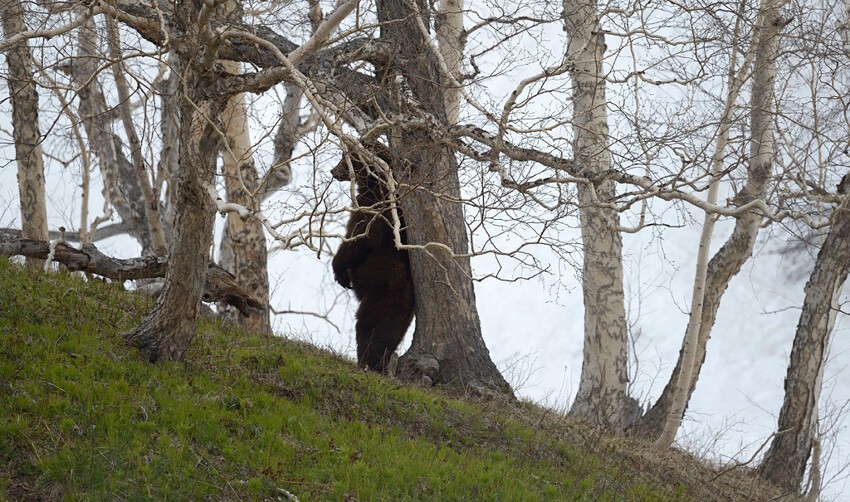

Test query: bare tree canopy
[2,0,850,494]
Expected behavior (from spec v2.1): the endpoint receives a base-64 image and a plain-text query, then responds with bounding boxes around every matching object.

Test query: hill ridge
[0,259,789,501]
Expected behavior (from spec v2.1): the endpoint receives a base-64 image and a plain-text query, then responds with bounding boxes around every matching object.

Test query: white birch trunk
[436,0,464,124]
[641,0,785,445]
[218,59,272,335]
[2,0,49,266]
[563,0,633,429]
[654,185,721,448]
[757,193,850,493]
[212,0,271,334]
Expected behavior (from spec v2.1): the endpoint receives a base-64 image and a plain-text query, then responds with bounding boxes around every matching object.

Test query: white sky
[1,2,849,497]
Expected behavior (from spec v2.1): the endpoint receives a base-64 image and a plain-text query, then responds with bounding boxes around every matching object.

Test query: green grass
[0,259,784,501]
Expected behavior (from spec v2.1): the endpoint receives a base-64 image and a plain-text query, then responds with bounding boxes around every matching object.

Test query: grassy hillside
[0,259,788,501]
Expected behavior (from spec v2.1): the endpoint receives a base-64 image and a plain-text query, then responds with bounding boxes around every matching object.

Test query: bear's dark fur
[331,146,415,373]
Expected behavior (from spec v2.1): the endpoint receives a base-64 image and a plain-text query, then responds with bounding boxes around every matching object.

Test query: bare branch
[0,235,262,316]
[0,5,109,51]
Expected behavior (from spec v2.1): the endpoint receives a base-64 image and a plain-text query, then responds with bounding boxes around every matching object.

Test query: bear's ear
[358,141,391,163]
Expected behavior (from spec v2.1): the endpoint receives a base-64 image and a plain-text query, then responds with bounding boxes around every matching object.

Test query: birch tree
[754,0,850,492]
[757,192,850,494]
[6,7,850,486]
[123,0,230,360]
[69,18,155,253]
[436,0,463,125]
[105,19,168,256]
[218,89,272,335]
[638,0,788,445]
[562,0,633,429]
[2,0,48,266]
[216,0,271,335]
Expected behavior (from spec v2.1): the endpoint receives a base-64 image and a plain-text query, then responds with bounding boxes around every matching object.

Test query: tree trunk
[260,82,298,200]
[71,18,154,254]
[2,0,48,267]
[124,3,227,360]
[157,52,181,241]
[105,19,168,255]
[212,0,271,334]
[218,62,271,335]
[436,0,464,124]
[563,0,633,429]
[633,217,761,436]
[633,0,785,441]
[377,0,512,395]
[757,193,850,493]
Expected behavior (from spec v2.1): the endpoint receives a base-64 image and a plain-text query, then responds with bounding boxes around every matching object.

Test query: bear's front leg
[332,260,352,289]
[332,241,364,289]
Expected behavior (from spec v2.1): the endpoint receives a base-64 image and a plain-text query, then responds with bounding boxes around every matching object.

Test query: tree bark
[157,51,181,241]
[757,194,850,493]
[71,18,154,254]
[212,0,271,334]
[124,0,228,360]
[218,63,272,335]
[2,0,49,267]
[436,0,464,124]
[377,0,512,395]
[633,0,785,441]
[563,0,634,429]
[105,19,168,255]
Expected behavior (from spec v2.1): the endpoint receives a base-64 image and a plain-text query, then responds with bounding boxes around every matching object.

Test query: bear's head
[331,142,393,184]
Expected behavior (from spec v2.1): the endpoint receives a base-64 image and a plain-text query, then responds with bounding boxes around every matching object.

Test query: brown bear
[331,145,415,373]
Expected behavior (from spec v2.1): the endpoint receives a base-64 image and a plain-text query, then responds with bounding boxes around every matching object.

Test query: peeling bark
[436,0,464,124]
[212,0,271,334]
[564,0,633,429]
[757,194,850,493]
[2,0,49,267]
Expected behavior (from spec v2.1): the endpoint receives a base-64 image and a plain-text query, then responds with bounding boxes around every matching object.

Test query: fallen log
[0,234,263,317]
